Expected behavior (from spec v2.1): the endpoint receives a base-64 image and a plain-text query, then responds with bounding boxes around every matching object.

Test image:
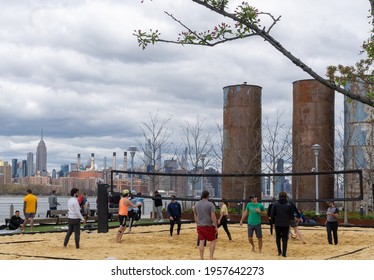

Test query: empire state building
[36,130,47,176]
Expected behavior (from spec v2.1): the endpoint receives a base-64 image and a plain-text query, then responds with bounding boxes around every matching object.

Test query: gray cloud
[0,0,370,171]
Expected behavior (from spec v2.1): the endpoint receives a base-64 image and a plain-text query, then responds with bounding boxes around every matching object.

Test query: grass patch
[23,219,155,233]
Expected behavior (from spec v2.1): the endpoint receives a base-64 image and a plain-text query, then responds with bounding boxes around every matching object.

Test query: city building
[36,130,47,176]
[27,152,34,177]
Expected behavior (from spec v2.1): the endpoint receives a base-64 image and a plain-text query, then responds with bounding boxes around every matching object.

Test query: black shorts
[289,218,298,228]
[118,215,128,227]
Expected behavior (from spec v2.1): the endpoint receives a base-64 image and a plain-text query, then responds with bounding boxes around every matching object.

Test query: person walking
[21,189,38,232]
[47,190,60,217]
[167,195,182,237]
[267,198,275,236]
[63,188,86,249]
[217,198,232,240]
[153,190,163,222]
[325,201,339,245]
[193,190,218,260]
[116,189,138,243]
[240,194,265,253]
[271,191,294,257]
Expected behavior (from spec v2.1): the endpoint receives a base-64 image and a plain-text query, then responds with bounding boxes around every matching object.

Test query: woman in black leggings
[217,198,232,240]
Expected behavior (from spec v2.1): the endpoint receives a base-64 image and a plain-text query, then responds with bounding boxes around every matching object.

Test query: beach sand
[0,223,373,260]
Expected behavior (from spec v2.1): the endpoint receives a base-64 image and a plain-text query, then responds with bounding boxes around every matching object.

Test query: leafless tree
[262,110,292,196]
[181,116,213,196]
[136,111,175,193]
[211,122,223,171]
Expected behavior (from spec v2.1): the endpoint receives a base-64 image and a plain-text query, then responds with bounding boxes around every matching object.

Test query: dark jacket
[153,194,163,207]
[167,201,182,218]
[270,198,293,227]
[9,215,24,230]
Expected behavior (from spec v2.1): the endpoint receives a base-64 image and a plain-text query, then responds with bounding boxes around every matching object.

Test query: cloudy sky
[0,0,370,172]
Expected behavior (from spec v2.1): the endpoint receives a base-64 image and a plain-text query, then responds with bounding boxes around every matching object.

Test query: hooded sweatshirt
[270,198,293,227]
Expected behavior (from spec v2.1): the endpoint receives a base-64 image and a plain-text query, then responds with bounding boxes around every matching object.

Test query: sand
[0,223,373,260]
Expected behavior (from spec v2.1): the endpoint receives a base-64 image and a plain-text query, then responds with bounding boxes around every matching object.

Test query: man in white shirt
[63,188,86,249]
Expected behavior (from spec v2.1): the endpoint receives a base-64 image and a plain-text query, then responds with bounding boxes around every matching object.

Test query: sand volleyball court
[0,223,373,260]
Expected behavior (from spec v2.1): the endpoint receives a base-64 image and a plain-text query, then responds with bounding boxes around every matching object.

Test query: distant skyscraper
[11,158,18,178]
[36,129,47,176]
[52,169,57,179]
[146,139,152,165]
[27,152,34,177]
[61,164,69,177]
[180,147,188,170]
[22,160,27,177]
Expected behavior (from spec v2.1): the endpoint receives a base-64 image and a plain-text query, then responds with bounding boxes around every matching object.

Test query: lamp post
[311,144,321,215]
[199,153,206,193]
[128,146,138,192]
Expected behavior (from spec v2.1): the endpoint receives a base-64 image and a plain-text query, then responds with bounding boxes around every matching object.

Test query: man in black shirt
[9,210,24,230]
[153,191,163,222]
[167,195,182,236]
[271,192,293,257]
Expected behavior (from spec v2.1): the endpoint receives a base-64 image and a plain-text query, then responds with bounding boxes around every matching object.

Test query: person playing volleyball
[193,190,218,260]
[240,194,266,253]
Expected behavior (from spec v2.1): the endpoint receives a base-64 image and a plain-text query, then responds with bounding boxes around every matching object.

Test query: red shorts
[197,226,216,242]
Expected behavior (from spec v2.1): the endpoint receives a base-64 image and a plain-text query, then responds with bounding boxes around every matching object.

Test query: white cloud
[0,0,370,171]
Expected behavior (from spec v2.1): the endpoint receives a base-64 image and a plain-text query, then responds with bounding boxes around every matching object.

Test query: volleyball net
[108,169,363,207]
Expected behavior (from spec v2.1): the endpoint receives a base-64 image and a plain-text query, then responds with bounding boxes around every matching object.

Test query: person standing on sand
[21,189,38,232]
[63,188,86,249]
[325,201,339,245]
[153,190,163,222]
[240,194,266,253]
[167,195,182,237]
[193,190,218,260]
[116,189,138,243]
[217,198,232,240]
[271,191,294,257]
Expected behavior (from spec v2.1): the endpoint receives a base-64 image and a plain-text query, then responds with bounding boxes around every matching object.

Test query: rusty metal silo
[222,84,262,201]
[292,79,335,212]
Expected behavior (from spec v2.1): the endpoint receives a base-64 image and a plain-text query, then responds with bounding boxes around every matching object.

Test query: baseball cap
[123,189,129,195]
[249,194,257,199]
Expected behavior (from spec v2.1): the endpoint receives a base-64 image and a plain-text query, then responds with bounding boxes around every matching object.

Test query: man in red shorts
[193,190,218,260]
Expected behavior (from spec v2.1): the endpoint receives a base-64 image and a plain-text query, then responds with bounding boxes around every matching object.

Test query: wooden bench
[33,208,119,225]
[87,208,119,222]
[50,210,69,216]
[32,217,61,225]
[32,210,69,225]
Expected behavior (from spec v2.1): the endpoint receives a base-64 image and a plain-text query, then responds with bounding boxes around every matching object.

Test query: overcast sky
[0,0,370,172]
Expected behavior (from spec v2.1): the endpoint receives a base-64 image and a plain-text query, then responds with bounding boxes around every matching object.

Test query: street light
[128,146,138,192]
[199,153,206,192]
[311,144,322,215]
